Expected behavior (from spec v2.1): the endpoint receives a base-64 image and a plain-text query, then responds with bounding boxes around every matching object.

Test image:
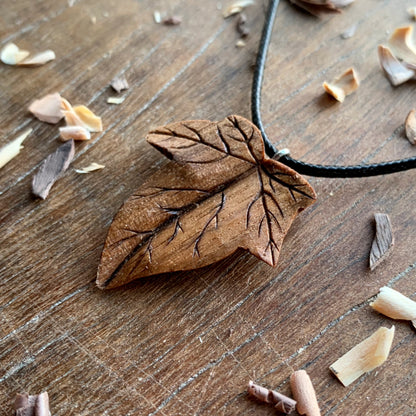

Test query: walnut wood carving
[97,115,317,289]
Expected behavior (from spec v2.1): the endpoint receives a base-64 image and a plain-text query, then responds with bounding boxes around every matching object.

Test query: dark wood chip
[237,13,250,38]
[162,16,182,25]
[14,392,50,416]
[369,213,394,270]
[32,139,75,200]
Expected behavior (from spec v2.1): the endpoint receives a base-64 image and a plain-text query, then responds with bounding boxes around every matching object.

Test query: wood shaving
[341,24,357,39]
[247,381,296,414]
[0,43,55,66]
[323,68,359,102]
[369,213,393,271]
[153,10,162,23]
[64,102,103,132]
[0,129,32,169]
[237,13,250,38]
[162,16,182,25]
[75,162,105,173]
[371,287,416,321]
[28,92,65,124]
[0,43,29,65]
[223,0,255,18]
[18,50,56,66]
[388,26,416,67]
[290,370,321,416]
[289,0,353,17]
[408,7,416,20]
[236,39,246,48]
[110,76,129,93]
[32,140,75,200]
[378,45,415,86]
[59,125,91,141]
[405,109,416,144]
[15,391,50,416]
[329,326,395,387]
[107,96,125,104]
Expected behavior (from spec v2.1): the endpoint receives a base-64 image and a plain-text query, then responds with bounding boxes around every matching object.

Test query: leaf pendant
[97,116,317,289]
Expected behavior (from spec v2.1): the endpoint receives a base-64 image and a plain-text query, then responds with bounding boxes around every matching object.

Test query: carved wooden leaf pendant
[97,115,316,289]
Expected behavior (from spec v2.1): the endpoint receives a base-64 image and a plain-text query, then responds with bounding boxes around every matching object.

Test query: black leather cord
[252,0,416,177]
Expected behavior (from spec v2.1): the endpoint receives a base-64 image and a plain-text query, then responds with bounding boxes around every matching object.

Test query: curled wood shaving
[330,326,395,387]
[0,128,32,169]
[0,43,29,65]
[371,287,416,321]
[378,45,416,86]
[323,68,359,102]
[107,96,125,104]
[75,162,105,173]
[14,391,50,416]
[388,26,416,67]
[369,213,393,271]
[110,76,129,93]
[0,43,55,66]
[28,92,65,124]
[247,381,296,414]
[290,370,321,416]
[59,125,91,141]
[223,0,255,18]
[405,109,416,144]
[32,139,75,200]
[64,103,103,132]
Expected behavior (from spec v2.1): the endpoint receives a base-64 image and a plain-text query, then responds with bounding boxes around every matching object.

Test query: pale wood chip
[107,96,125,104]
[18,50,55,66]
[378,45,416,86]
[330,326,395,387]
[0,43,29,65]
[110,76,129,93]
[408,7,416,19]
[59,125,91,141]
[341,24,357,39]
[28,92,64,124]
[290,370,321,416]
[235,39,246,48]
[405,109,416,144]
[323,68,359,102]
[32,140,75,200]
[371,287,416,321]
[75,162,105,173]
[153,10,162,23]
[0,129,32,169]
[223,0,255,18]
[369,213,394,270]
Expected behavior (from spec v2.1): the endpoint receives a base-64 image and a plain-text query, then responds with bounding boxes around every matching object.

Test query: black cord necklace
[253,0,416,177]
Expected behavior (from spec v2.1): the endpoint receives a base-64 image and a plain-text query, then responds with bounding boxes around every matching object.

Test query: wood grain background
[1,0,415,415]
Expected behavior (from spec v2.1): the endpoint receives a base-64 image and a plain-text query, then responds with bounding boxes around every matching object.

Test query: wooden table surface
[1,0,416,415]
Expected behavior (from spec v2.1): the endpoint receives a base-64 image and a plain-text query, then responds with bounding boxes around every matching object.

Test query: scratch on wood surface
[0,284,89,343]
[0,1,83,46]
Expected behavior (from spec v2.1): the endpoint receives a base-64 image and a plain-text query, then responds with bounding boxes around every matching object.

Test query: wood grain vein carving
[97,116,317,289]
